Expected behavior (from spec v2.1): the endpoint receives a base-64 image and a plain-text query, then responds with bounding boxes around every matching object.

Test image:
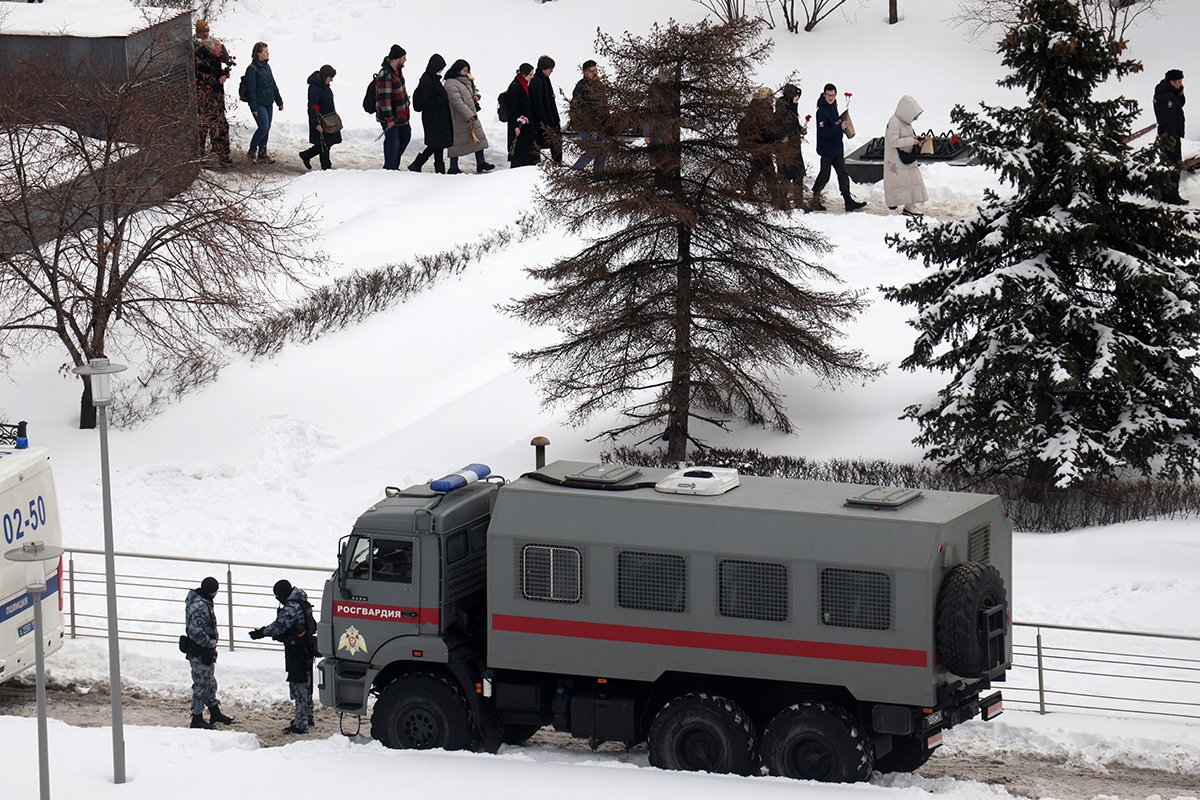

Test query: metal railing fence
[56,547,1200,721]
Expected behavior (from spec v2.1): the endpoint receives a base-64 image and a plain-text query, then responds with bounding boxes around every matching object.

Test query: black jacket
[506,76,536,166]
[569,77,607,132]
[413,55,453,149]
[529,70,560,145]
[306,71,341,146]
[1154,79,1186,139]
[774,96,806,179]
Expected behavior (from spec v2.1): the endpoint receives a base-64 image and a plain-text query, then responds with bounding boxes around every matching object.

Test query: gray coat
[445,75,488,158]
[184,589,218,663]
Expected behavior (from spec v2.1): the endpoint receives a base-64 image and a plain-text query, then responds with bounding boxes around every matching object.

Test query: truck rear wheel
[760,702,873,782]
[936,561,1007,678]
[873,734,934,774]
[371,672,474,751]
[647,693,756,776]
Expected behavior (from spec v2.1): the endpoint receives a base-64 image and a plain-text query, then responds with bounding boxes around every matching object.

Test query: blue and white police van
[0,422,64,683]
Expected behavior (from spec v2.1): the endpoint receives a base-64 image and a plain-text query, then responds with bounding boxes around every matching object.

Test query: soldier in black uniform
[1154,68,1187,206]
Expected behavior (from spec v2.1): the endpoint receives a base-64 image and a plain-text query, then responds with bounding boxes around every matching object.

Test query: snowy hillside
[2,0,1200,798]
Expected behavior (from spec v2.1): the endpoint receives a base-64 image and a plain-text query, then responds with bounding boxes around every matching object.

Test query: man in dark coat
[1154,68,1188,206]
[506,63,537,168]
[775,83,808,210]
[409,54,453,173]
[569,59,608,171]
[299,65,340,171]
[811,83,865,212]
[250,580,316,734]
[193,37,233,165]
[529,55,562,163]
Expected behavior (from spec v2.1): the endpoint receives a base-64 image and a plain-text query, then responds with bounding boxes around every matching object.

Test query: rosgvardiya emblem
[338,625,367,655]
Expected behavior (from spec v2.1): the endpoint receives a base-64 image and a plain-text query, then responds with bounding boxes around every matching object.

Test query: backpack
[238,74,249,103]
[297,599,320,657]
[363,76,377,114]
[496,91,509,123]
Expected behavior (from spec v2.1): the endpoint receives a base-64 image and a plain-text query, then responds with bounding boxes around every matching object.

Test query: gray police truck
[317,459,1010,782]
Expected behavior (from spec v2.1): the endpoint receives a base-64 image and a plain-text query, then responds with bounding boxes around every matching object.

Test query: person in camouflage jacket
[250,580,315,734]
[376,44,412,170]
[184,577,234,729]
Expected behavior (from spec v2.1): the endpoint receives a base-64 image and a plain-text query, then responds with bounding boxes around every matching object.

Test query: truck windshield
[346,536,413,584]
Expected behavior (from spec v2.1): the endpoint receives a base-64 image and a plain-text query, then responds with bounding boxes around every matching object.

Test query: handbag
[919,130,935,155]
[320,111,343,134]
[898,145,919,165]
[839,109,856,139]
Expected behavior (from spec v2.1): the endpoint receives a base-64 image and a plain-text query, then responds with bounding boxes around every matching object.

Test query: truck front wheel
[760,702,873,782]
[371,672,474,751]
[647,693,756,775]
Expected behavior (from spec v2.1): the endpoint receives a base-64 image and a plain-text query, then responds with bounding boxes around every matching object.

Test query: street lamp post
[6,540,66,800]
[71,357,127,785]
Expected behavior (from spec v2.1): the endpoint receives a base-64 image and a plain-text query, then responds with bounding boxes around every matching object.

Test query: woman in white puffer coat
[884,94,928,215]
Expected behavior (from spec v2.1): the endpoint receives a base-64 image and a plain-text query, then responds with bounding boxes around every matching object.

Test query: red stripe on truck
[491,614,927,668]
[332,601,439,625]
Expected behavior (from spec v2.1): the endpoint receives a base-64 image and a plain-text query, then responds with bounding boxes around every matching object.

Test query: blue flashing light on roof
[430,463,491,493]
[16,421,28,449]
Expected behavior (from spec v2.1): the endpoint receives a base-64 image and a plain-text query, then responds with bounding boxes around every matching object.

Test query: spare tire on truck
[935,561,1007,678]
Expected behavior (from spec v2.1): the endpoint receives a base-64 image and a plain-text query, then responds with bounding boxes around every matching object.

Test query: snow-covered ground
[2,0,1200,798]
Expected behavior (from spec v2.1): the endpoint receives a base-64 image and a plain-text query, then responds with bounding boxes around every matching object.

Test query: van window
[719,559,788,622]
[346,537,413,583]
[521,544,581,603]
[819,567,892,631]
[617,551,687,613]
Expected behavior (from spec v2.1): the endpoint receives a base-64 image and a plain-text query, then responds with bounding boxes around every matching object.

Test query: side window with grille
[617,551,687,613]
[819,567,892,631]
[521,544,582,603]
[718,560,788,622]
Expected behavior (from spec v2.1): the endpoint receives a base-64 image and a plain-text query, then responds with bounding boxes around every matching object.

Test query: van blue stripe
[0,574,59,624]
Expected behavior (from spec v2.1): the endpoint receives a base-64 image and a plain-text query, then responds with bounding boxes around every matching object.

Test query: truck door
[333,535,422,664]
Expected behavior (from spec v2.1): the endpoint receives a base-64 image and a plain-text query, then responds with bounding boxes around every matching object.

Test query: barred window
[719,560,788,622]
[617,551,687,613]
[522,544,582,603]
[820,568,892,631]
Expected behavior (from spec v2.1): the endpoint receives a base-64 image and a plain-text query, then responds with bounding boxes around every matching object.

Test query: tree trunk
[889,0,898,24]
[79,375,97,430]
[1022,389,1055,501]
[666,224,693,462]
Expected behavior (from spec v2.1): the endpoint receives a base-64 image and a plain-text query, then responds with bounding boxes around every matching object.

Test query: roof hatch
[564,463,642,485]
[655,467,740,496]
[844,486,924,509]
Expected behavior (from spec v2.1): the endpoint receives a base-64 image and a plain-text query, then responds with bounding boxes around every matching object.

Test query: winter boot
[299,150,313,170]
[810,191,826,211]
[434,155,446,174]
[844,196,866,212]
[408,151,430,172]
[477,161,495,173]
[208,704,235,725]
[190,713,214,730]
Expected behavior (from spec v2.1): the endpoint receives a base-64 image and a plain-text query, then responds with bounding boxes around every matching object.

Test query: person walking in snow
[739,86,783,206]
[244,42,284,164]
[529,55,562,163]
[811,83,865,212]
[774,83,808,210]
[299,64,340,171]
[375,44,412,170]
[570,59,608,171]
[1154,68,1188,205]
[409,54,453,173]
[444,59,495,174]
[184,576,235,729]
[194,35,233,166]
[506,63,537,168]
[884,94,929,216]
[249,580,316,734]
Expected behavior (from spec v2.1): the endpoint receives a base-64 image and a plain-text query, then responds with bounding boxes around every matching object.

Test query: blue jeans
[249,104,273,155]
[449,150,487,171]
[382,122,412,170]
[572,131,606,171]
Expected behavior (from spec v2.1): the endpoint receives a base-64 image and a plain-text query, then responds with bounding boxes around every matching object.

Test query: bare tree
[952,0,1161,42]
[0,39,323,428]
[692,0,750,24]
[507,19,879,460]
[758,0,853,33]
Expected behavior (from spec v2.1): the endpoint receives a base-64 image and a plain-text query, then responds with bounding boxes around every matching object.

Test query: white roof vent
[654,467,740,496]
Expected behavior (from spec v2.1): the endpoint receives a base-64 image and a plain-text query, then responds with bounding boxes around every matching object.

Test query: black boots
[844,197,866,212]
[208,704,235,725]
[190,713,214,729]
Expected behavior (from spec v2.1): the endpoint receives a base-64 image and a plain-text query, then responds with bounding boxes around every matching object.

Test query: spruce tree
[883,0,1200,487]
[507,18,879,460]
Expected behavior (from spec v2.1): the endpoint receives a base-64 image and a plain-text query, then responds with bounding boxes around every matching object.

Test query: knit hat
[1166,68,1184,82]
[387,44,406,61]
[199,576,219,596]
[273,579,293,603]
[195,19,209,36]
[782,83,801,100]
